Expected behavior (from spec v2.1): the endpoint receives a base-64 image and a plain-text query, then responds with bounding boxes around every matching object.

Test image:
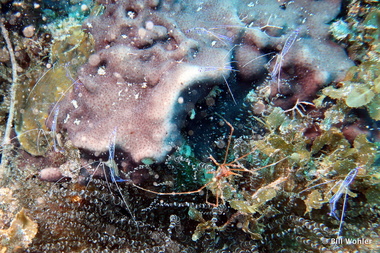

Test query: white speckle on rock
[64,114,70,123]
[127,11,136,19]
[71,100,78,108]
[74,119,81,125]
[98,66,106,75]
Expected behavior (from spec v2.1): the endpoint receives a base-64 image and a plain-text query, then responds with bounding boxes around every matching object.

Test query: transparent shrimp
[81,128,136,224]
[185,27,234,46]
[271,28,300,92]
[328,167,360,237]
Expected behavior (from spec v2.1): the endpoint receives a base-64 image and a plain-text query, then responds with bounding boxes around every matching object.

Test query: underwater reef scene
[1,0,380,252]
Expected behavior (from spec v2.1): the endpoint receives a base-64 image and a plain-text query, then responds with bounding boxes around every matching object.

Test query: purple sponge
[46,0,240,163]
[47,0,352,163]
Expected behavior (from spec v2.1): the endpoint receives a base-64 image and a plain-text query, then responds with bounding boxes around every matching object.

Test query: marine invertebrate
[283,99,315,118]
[79,128,136,221]
[45,0,354,164]
[328,166,359,236]
[132,118,257,205]
[236,0,354,111]
[46,0,240,164]
[2,0,379,252]
[270,28,300,92]
[132,116,290,241]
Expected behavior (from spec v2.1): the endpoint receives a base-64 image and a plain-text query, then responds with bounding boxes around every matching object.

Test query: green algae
[248,98,378,216]
[303,190,324,214]
[15,65,73,156]
[323,8,380,120]
[229,176,287,214]
[255,106,376,172]
[362,9,380,45]
[253,107,312,167]
[322,62,380,120]
[15,24,94,156]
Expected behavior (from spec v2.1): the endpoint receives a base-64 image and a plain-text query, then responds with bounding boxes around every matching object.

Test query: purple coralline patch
[47,0,353,163]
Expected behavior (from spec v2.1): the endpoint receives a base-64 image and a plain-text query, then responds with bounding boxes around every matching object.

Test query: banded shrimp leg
[80,128,136,224]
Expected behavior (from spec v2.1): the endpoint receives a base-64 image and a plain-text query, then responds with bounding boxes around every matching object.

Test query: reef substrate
[1,0,380,252]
